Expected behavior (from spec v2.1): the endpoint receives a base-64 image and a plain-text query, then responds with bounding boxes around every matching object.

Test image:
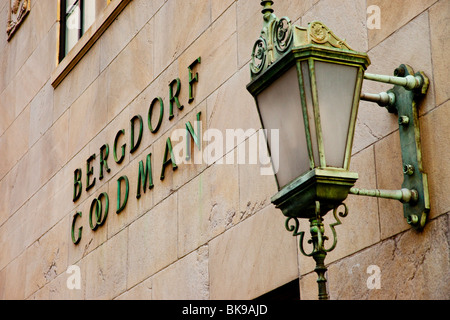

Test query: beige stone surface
[211,0,235,22]
[127,194,178,288]
[99,0,161,72]
[0,251,27,300]
[24,217,69,298]
[0,105,29,180]
[368,0,438,49]
[0,201,28,272]
[53,42,101,121]
[105,19,154,122]
[116,277,152,300]
[68,76,108,157]
[421,100,450,218]
[84,229,128,299]
[238,131,278,221]
[355,11,434,154]
[374,131,408,239]
[152,246,209,300]
[29,80,54,147]
[429,0,450,106]
[177,161,239,257]
[178,3,238,106]
[206,65,261,157]
[209,205,299,300]
[154,0,211,77]
[326,213,449,300]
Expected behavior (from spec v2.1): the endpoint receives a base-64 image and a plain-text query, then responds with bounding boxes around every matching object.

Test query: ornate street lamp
[247,1,430,300]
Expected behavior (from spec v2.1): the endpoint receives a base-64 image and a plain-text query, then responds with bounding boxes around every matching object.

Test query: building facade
[0,0,449,300]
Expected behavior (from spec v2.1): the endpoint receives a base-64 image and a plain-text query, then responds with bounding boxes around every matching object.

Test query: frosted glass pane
[256,66,310,189]
[315,61,358,167]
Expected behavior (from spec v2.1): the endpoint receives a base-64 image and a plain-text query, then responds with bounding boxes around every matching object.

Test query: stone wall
[0,0,448,300]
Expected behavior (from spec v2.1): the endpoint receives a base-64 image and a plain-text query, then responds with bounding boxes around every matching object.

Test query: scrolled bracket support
[285,202,349,300]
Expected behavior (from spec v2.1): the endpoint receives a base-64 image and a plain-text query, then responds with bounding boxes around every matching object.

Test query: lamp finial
[261,1,274,18]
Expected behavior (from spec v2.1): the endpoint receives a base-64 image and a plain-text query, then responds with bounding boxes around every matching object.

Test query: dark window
[59,0,108,62]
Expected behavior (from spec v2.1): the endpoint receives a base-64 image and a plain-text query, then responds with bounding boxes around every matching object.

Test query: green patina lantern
[247,0,431,301]
[246,1,370,300]
[247,3,370,219]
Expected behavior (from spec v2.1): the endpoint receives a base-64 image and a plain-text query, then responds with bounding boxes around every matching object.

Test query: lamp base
[271,168,358,219]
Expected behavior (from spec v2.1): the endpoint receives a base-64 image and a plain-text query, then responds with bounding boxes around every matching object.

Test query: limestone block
[324,214,449,300]
[0,201,28,272]
[68,76,108,157]
[209,205,299,300]
[105,19,154,122]
[374,132,408,238]
[28,110,69,196]
[154,0,211,76]
[355,12,434,154]
[115,277,152,300]
[45,263,86,300]
[177,161,239,257]
[429,0,450,106]
[100,0,155,72]
[14,25,57,117]
[127,194,178,288]
[53,43,101,121]
[368,0,438,49]
[0,251,27,300]
[0,105,29,180]
[238,131,278,222]
[24,217,69,298]
[84,229,128,299]
[178,4,237,106]
[421,100,450,218]
[152,246,209,300]
[206,66,261,158]
[29,80,54,147]
[211,0,234,22]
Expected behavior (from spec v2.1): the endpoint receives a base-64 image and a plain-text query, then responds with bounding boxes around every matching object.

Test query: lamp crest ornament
[251,1,353,78]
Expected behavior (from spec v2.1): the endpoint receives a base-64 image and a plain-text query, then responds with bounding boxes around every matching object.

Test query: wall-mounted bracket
[360,64,430,230]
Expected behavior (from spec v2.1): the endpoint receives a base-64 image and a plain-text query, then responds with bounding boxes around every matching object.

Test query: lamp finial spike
[261,1,274,17]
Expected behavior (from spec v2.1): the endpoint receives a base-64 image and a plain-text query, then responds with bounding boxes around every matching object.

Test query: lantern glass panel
[256,66,310,189]
[314,61,359,168]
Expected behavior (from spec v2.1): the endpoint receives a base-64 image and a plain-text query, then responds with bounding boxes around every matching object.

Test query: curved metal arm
[361,91,396,108]
[364,72,423,90]
[349,187,418,204]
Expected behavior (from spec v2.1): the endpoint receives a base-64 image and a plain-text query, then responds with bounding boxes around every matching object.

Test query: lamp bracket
[359,64,430,230]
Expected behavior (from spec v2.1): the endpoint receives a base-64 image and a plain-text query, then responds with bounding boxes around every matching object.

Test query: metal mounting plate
[391,64,430,230]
